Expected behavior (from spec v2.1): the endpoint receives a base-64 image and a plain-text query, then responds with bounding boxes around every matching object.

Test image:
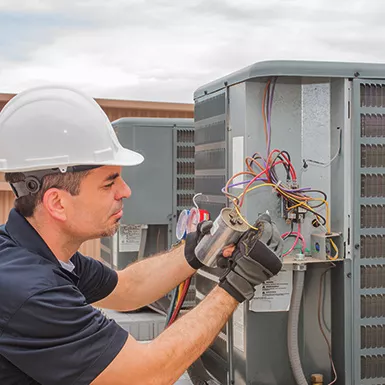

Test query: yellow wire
[234,182,340,260]
[177,282,184,302]
[234,206,259,231]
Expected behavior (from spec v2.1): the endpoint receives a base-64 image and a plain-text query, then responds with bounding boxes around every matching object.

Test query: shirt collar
[59,259,76,273]
[5,208,61,266]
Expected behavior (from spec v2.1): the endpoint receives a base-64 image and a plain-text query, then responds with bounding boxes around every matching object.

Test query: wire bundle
[166,277,192,326]
[221,78,339,260]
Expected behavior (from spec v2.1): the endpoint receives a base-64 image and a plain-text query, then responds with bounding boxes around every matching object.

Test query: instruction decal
[249,266,293,312]
[119,224,143,252]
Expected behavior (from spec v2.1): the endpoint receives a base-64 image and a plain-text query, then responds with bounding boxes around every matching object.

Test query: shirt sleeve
[0,285,128,385]
[73,252,118,304]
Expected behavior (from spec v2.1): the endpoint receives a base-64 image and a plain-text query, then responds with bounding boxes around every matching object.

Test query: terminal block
[281,197,307,223]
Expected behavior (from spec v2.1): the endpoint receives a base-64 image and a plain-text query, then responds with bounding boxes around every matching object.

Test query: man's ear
[42,188,67,222]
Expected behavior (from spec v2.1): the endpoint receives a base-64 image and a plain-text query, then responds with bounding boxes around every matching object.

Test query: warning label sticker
[249,267,293,312]
[119,224,144,252]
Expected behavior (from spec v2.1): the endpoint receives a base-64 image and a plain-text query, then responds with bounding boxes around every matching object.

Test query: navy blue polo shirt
[0,209,128,385]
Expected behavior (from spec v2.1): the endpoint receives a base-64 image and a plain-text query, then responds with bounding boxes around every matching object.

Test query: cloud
[0,10,94,61]
[0,0,385,102]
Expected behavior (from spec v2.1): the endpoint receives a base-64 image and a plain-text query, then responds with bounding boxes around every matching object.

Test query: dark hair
[5,170,91,217]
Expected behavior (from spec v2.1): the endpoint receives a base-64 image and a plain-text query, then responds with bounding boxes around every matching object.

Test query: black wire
[283,221,294,240]
[301,190,328,208]
[269,151,291,182]
[282,193,327,226]
[248,153,264,173]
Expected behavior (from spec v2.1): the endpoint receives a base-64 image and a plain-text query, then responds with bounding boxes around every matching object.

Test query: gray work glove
[184,220,213,269]
[219,213,283,303]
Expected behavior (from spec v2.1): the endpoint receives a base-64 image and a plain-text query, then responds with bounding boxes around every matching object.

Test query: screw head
[347,273,352,278]
[355,243,360,250]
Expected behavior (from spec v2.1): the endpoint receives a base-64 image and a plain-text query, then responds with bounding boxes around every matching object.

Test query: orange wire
[224,171,256,203]
[262,80,271,146]
[246,156,265,173]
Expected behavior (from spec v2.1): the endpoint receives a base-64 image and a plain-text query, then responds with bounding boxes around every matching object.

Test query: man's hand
[218,213,283,303]
[184,220,213,269]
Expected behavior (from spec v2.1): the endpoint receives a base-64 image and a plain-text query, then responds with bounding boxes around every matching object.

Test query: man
[0,85,283,385]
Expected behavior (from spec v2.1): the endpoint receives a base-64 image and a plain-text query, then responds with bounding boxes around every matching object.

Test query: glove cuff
[184,232,204,269]
[219,280,246,303]
[186,256,204,270]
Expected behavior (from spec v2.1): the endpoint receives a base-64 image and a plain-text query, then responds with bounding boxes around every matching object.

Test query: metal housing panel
[193,74,359,384]
[194,60,385,99]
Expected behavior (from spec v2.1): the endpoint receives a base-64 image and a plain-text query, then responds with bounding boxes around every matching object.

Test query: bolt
[347,273,352,278]
[355,243,360,250]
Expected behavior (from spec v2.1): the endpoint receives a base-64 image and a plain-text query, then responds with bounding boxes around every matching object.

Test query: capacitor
[194,207,249,268]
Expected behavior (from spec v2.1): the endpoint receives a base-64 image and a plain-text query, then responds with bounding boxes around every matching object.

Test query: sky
[0,0,383,103]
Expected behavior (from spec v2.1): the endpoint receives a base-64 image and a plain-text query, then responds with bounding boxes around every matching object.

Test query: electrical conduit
[288,266,308,385]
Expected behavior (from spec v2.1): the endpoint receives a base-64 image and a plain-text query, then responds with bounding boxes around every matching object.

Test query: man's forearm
[102,243,195,311]
[144,286,238,384]
[92,286,239,385]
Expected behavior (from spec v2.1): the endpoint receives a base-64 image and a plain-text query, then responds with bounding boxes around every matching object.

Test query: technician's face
[67,166,131,240]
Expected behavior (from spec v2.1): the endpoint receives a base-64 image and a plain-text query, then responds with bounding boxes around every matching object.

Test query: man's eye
[104,182,114,188]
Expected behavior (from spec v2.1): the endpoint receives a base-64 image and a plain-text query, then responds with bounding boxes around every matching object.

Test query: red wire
[268,149,297,180]
[239,159,288,207]
[168,277,191,325]
[264,160,289,182]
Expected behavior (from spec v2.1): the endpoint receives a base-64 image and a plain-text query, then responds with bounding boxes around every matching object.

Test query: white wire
[304,128,341,168]
[192,193,202,209]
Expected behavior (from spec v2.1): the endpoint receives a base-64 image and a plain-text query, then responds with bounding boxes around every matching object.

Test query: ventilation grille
[357,81,385,382]
[361,175,385,197]
[176,129,195,213]
[361,83,385,107]
[177,146,195,159]
[177,130,194,143]
[195,93,226,122]
[361,355,385,379]
[361,236,385,258]
[361,205,385,228]
[361,145,385,168]
[361,266,385,288]
[195,175,227,196]
[194,89,227,350]
[362,325,385,349]
[177,177,194,191]
[361,295,385,318]
[194,92,227,220]
[175,128,196,308]
[177,193,195,207]
[195,148,226,170]
[177,162,195,175]
[195,120,226,146]
[360,114,385,137]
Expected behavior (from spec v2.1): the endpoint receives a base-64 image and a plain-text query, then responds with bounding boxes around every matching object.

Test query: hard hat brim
[0,148,144,173]
[113,147,144,167]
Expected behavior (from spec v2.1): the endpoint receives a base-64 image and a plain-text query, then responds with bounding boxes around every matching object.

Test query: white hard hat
[0,85,144,173]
